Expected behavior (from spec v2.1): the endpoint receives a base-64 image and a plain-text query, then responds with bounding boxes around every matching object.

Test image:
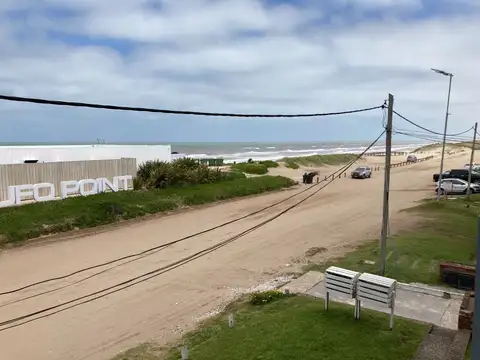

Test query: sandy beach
[0,147,472,360]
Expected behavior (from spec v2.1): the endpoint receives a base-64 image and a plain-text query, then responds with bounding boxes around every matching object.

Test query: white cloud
[0,0,479,140]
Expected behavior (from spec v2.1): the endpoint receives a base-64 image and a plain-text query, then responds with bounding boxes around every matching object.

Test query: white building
[0,144,172,167]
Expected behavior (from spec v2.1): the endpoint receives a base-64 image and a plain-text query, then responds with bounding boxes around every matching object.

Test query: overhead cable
[0,130,386,331]
[393,110,473,137]
[0,180,324,297]
[393,128,472,142]
[0,94,384,118]
[393,130,469,144]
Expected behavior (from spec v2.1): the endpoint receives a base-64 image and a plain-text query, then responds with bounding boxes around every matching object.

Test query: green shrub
[259,160,279,168]
[249,290,288,305]
[231,163,268,175]
[135,158,230,190]
[285,161,300,169]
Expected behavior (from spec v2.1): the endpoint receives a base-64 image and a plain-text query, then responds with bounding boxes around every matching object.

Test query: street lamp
[431,68,453,201]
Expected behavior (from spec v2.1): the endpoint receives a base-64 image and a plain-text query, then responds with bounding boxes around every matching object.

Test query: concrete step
[412,325,456,360]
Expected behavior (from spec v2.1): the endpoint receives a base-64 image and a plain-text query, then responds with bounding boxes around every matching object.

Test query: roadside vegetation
[230,159,279,175]
[231,162,269,175]
[0,170,295,246]
[281,154,357,168]
[307,197,477,284]
[114,295,427,360]
[134,158,245,189]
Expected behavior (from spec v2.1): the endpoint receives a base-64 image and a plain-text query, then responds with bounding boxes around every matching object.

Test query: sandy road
[0,152,470,360]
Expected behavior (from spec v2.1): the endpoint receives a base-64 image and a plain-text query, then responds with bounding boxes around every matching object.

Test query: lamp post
[431,68,453,201]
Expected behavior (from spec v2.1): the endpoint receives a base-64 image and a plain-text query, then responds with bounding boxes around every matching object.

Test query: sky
[0,0,479,143]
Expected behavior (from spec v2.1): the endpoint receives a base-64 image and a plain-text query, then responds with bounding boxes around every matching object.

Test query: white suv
[436,178,480,195]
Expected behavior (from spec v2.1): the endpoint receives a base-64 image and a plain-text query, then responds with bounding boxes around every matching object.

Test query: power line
[393,128,472,142]
[0,179,327,298]
[0,94,384,118]
[393,110,473,137]
[0,130,385,331]
[394,130,471,143]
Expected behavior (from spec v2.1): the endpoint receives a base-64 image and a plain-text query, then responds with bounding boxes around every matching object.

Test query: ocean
[0,141,427,164]
[170,141,426,163]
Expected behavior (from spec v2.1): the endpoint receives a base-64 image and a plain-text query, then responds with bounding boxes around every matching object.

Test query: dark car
[351,166,372,179]
[433,169,480,183]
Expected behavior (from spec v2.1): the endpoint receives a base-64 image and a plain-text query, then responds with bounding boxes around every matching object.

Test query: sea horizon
[0,140,429,164]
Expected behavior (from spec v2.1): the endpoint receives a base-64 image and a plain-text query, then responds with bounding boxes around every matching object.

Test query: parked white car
[435,178,480,195]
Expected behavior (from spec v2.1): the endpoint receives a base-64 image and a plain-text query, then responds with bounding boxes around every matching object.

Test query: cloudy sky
[0,0,479,143]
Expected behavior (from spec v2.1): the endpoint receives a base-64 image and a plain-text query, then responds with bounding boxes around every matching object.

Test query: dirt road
[0,152,469,360]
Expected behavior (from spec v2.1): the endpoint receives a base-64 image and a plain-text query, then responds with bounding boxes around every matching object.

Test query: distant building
[0,144,172,167]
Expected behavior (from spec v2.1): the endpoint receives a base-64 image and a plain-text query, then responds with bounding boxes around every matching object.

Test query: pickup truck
[433,169,480,182]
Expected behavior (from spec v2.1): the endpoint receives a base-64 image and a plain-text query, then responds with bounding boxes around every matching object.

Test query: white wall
[0,145,172,167]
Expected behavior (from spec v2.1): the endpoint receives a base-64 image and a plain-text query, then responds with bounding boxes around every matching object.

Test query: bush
[0,176,296,246]
[249,290,288,305]
[135,158,231,190]
[231,163,269,175]
[285,161,300,169]
[259,160,279,168]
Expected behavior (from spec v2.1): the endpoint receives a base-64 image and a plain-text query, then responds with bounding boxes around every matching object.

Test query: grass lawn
[0,175,295,247]
[113,296,428,360]
[307,197,478,284]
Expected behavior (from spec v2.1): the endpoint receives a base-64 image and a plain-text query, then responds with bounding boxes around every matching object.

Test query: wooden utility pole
[379,94,393,276]
[467,123,478,199]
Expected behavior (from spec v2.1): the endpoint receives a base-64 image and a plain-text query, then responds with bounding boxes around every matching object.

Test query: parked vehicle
[436,178,480,195]
[351,166,372,179]
[433,169,480,182]
[406,155,417,163]
[464,163,480,172]
[303,171,318,184]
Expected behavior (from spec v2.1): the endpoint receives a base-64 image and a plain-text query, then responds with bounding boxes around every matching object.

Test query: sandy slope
[0,151,471,360]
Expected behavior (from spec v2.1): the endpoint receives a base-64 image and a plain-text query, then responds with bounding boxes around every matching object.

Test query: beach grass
[413,141,477,152]
[284,160,300,169]
[0,175,295,246]
[281,154,358,167]
[231,162,269,175]
[114,295,428,360]
[306,196,478,284]
[258,160,279,168]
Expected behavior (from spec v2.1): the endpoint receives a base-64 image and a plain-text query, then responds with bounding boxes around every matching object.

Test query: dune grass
[114,295,428,360]
[282,154,358,167]
[307,196,478,284]
[231,162,269,175]
[284,160,300,169]
[258,160,279,168]
[0,176,295,247]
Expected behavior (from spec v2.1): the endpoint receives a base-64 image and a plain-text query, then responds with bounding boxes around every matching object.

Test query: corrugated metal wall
[0,158,137,201]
